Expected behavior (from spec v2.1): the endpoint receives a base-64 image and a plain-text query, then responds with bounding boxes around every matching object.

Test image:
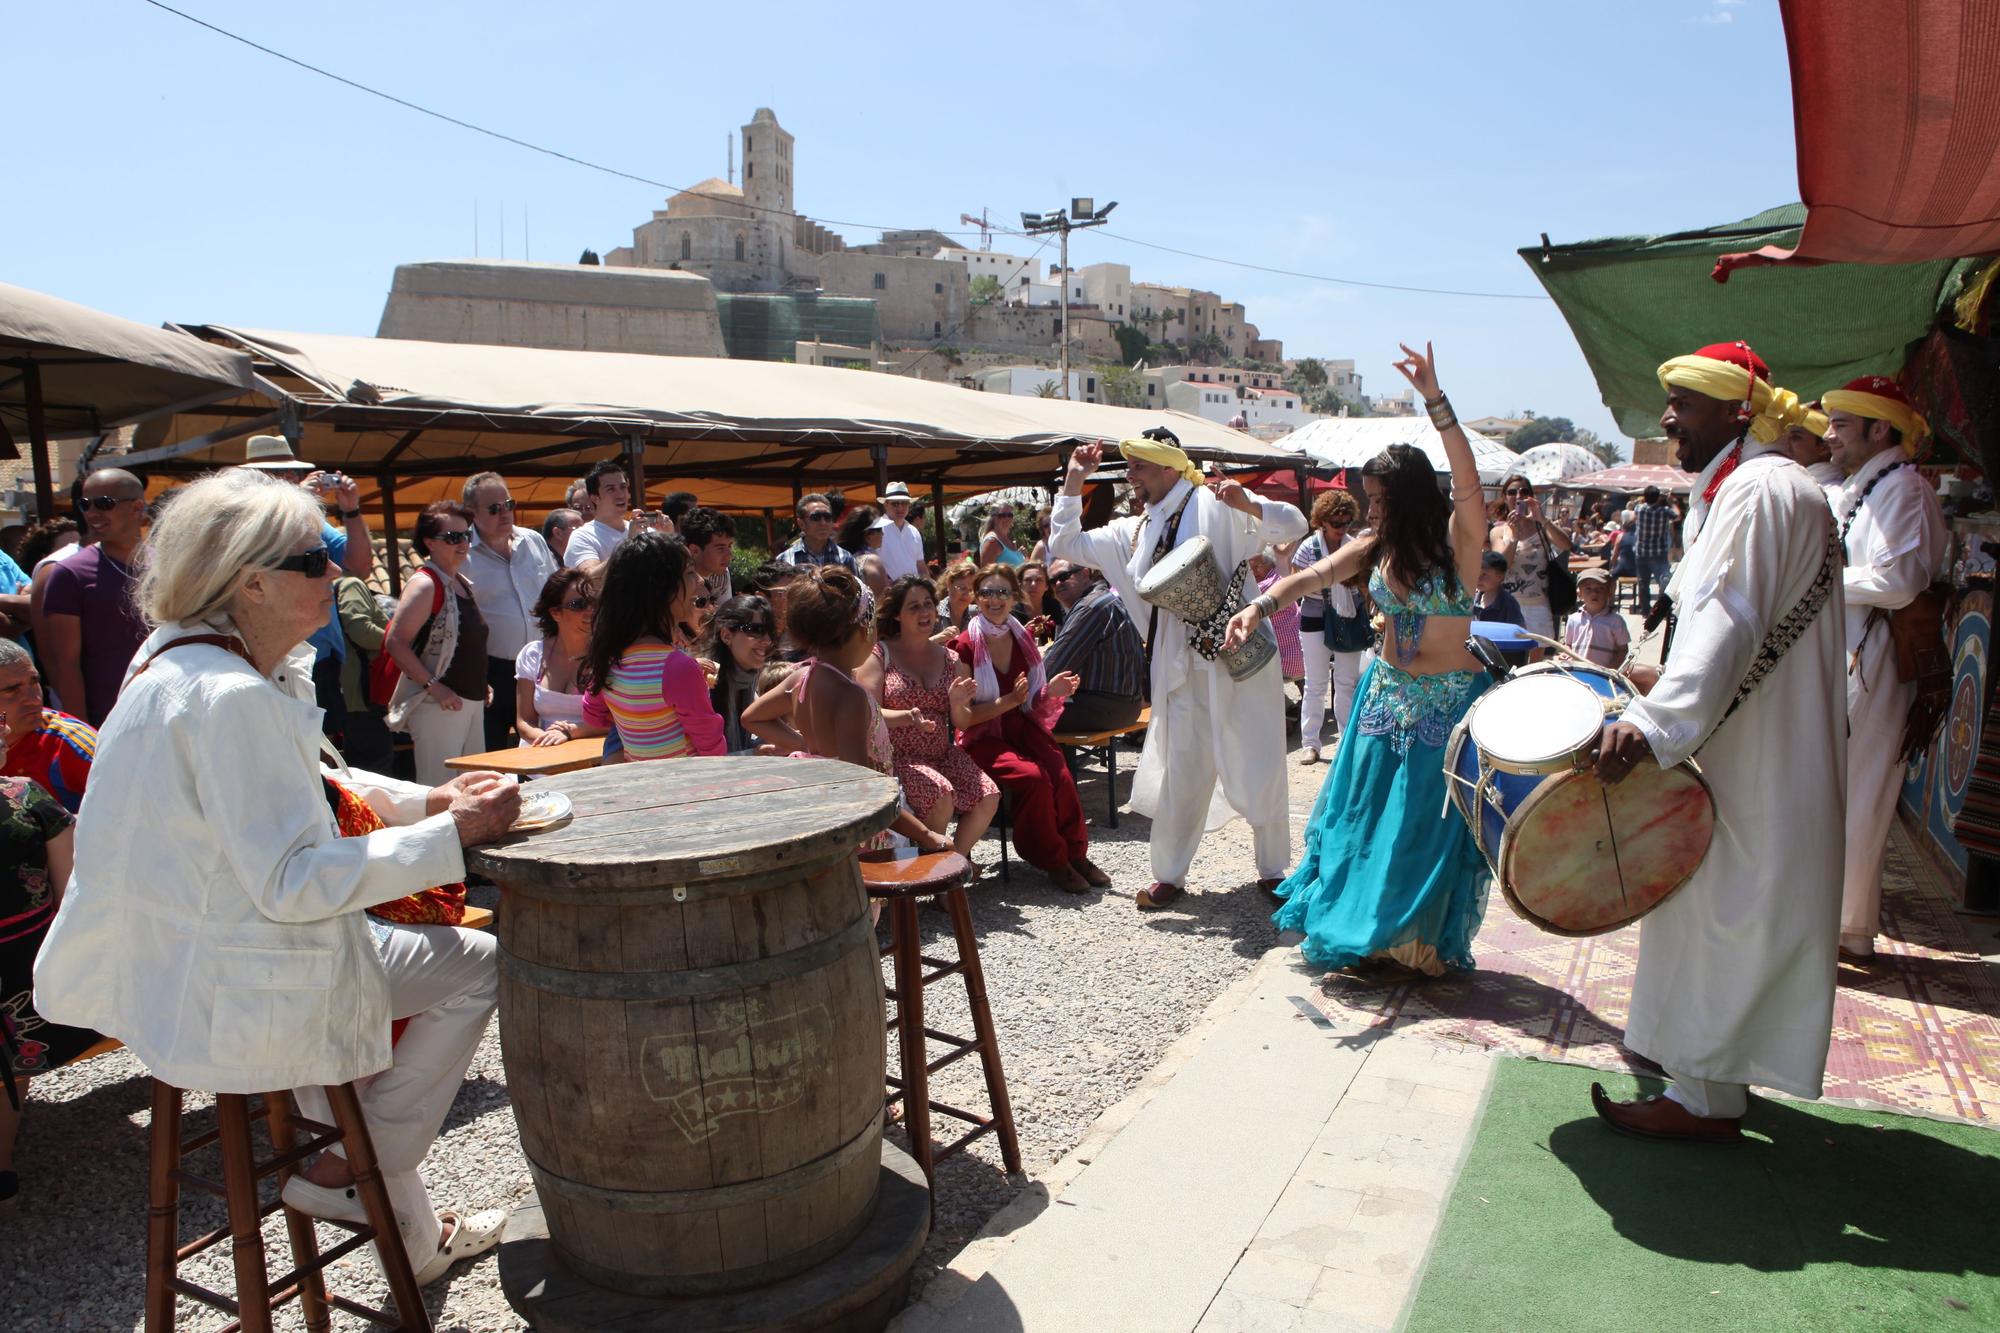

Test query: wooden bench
[1051,706,1151,828]
[67,907,496,1067]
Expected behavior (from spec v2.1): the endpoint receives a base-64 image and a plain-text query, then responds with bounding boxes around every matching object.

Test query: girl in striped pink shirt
[581,531,726,760]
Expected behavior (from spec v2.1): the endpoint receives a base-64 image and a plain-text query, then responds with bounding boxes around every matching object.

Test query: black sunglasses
[271,545,333,578]
[1504,488,1533,497]
[81,494,138,512]
[976,584,1013,597]
[1049,570,1075,585]
[738,622,776,638]
[804,511,834,522]
[483,499,516,515]
[560,595,595,612]
[432,530,471,546]
[692,594,717,609]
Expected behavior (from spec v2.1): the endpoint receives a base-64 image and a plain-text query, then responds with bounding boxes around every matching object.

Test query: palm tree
[1292,357,1326,392]
[1190,332,1227,366]
[1034,379,1062,398]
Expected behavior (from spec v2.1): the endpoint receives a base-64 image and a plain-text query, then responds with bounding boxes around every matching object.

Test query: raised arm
[1050,443,1141,573]
[1393,341,1488,580]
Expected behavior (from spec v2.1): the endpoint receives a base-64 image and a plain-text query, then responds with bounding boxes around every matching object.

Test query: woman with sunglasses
[514,567,597,747]
[696,594,778,754]
[385,501,492,784]
[579,531,725,761]
[1489,474,1572,639]
[1225,342,1493,979]
[933,558,979,644]
[856,576,999,861]
[953,564,1102,893]
[1292,490,1367,763]
[978,503,1025,569]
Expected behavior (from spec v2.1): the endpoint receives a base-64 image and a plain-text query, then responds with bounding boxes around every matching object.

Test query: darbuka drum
[1446,659,1715,936]
[1136,534,1275,681]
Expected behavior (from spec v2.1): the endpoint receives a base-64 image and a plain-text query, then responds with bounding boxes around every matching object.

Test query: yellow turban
[1120,436,1202,485]
[1657,347,1791,444]
[1768,387,1828,440]
[1823,375,1928,453]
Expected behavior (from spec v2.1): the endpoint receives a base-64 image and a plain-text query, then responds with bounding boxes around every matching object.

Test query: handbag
[1541,530,1578,620]
[369,569,443,708]
[1322,584,1376,653]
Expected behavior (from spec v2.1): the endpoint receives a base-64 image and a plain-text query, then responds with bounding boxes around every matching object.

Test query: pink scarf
[965,614,1062,738]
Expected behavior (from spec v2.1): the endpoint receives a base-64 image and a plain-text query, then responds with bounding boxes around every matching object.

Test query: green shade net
[1521,204,1971,441]
[714,292,882,363]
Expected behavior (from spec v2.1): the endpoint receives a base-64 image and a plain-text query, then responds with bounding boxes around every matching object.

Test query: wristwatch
[340,507,363,520]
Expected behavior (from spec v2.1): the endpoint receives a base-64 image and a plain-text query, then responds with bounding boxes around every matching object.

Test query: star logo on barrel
[639,999,833,1144]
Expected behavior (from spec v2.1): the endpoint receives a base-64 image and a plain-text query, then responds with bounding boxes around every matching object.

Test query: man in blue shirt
[239,435,375,744]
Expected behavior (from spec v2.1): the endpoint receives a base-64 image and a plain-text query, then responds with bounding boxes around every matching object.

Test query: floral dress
[876,644,997,817]
[0,775,95,1073]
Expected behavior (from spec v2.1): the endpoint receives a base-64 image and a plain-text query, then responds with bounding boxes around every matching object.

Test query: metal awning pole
[931,477,948,569]
[625,432,648,503]
[22,362,55,519]
[381,474,401,600]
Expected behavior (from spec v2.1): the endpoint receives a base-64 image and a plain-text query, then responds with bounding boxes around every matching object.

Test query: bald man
[42,468,151,726]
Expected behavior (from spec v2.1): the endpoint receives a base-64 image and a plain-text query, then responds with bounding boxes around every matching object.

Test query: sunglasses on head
[483,499,516,515]
[81,494,137,512]
[270,545,333,578]
[432,529,471,546]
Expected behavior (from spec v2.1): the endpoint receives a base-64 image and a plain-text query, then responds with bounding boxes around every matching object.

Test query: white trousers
[1665,1072,1747,1120]
[295,922,498,1269]
[1841,648,1912,953]
[1147,675,1290,887]
[405,700,487,786]
[1298,634,1371,752]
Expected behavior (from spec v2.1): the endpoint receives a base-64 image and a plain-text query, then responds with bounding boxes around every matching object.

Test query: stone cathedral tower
[741,108,793,218]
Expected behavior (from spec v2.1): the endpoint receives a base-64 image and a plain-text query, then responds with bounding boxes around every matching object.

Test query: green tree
[1098,364,1146,408]
[970,274,1003,306]
[1505,416,1577,452]
[1292,357,1327,392]
[1572,428,1623,466]
[1189,331,1227,365]
[1113,323,1150,365]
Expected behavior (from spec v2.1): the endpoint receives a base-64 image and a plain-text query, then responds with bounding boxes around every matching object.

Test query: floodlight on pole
[1019,194,1117,401]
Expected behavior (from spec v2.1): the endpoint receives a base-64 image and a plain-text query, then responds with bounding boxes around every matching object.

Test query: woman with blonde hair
[34,468,518,1283]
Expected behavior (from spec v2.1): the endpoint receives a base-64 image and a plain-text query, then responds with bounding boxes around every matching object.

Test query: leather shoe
[1048,863,1091,894]
[1258,876,1286,901]
[1070,857,1111,887]
[1135,882,1185,911]
[1590,1082,1742,1145]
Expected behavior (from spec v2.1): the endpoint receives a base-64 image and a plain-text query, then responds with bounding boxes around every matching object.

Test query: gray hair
[0,640,30,671]
[461,471,508,506]
[137,470,324,628]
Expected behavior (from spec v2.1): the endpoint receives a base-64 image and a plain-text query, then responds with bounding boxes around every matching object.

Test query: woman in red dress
[951,564,1108,894]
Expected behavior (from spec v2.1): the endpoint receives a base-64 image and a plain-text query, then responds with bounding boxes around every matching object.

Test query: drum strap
[1135,487,1199,684]
[1709,518,1842,736]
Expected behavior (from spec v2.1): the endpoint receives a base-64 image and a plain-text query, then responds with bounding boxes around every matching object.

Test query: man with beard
[1823,376,1949,961]
[1591,341,1846,1142]
[1050,431,1305,910]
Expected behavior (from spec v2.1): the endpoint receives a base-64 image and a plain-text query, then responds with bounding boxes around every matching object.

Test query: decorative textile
[0,709,97,814]
[1837,457,1910,554]
[1273,660,1490,972]
[324,778,466,927]
[1657,341,1790,443]
[1825,373,1930,447]
[1369,564,1473,672]
[0,774,94,1074]
[1119,436,1202,484]
[1308,821,2000,1125]
[963,616,1054,724]
[1354,658,1480,755]
[1258,569,1305,679]
[384,565,457,733]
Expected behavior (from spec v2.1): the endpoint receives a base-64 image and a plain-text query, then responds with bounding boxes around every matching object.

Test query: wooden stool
[859,848,1023,1181]
[145,1080,431,1332]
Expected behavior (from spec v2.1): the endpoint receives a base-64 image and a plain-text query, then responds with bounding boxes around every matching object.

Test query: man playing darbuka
[1591,341,1847,1142]
[1050,434,1305,910]
[1823,376,1949,960]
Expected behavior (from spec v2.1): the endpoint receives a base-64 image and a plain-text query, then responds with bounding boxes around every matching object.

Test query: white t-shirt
[563,517,628,569]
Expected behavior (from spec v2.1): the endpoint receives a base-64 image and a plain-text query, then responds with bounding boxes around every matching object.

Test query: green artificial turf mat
[1404,1059,2000,1332]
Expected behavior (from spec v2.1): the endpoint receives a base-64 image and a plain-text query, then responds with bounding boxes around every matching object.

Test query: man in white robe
[1592,341,1847,1141]
[1051,434,1306,909]
[1823,376,1950,959]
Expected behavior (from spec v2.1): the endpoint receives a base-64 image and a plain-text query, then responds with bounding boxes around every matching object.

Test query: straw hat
[241,435,311,472]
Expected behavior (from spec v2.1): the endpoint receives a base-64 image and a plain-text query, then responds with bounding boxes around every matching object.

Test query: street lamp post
[1021,199,1117,401]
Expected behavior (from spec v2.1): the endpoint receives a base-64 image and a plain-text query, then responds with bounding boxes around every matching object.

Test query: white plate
[509,788,573,833]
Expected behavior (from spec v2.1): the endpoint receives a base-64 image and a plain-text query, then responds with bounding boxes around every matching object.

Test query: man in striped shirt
[1042,560,1145,732]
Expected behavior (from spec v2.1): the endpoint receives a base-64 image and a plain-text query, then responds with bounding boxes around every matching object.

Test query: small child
[1473,550,1526,627]
[1564,568,1630,669]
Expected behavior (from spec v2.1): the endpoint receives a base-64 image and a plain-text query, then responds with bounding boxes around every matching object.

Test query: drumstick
[1509,627,1595,665]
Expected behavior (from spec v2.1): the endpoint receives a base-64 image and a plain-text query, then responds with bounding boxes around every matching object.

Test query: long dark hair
[583,529,690,690]
[695,594,773,666]
[1360,444,1459,596]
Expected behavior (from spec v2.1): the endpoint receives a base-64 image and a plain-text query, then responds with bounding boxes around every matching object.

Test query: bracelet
[340,507,363,520]
[1252,593,1280,617]
[1425,393,1457,431]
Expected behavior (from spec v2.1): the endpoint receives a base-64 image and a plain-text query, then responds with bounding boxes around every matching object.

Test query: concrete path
[893,947,1496,1333]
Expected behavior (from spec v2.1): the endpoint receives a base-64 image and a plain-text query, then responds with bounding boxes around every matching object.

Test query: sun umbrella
[1271,416,1518,485]
[1507,442,1604,486]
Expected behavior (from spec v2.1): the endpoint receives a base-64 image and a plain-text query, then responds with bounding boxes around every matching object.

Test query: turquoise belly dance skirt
[1272,656,1490,972]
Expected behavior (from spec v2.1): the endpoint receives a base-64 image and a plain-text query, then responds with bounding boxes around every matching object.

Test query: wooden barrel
[468,757,902,1298]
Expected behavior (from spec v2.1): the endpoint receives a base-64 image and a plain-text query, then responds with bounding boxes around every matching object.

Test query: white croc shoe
[413,1208,507,1286]
[281,1175,368,1226]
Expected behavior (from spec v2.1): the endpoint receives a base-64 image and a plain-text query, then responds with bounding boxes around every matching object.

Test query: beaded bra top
[1355,564,1479,754]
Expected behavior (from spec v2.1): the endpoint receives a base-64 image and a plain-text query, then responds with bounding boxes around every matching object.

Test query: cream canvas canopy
[0,282,256,512]
[128,327,1296,517]
[1269,415,1519,485]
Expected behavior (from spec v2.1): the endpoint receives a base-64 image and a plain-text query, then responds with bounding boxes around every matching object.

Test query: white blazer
[34,620,466,1092]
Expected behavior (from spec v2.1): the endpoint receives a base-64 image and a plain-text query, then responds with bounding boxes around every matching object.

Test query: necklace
[1700,441,1745,504]
[1837,457,1908,555]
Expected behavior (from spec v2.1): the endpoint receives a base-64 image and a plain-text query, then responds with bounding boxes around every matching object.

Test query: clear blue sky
[7,0,1798,451]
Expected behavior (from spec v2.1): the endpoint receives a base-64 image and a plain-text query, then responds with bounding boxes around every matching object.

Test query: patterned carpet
[1307,821,2000,1124]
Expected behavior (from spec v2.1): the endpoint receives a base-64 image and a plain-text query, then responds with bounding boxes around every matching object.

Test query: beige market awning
[129,326,1296,514]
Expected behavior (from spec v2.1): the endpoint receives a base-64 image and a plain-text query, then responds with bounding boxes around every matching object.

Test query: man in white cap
[1050,430,1305,910]
[875,480,926,582]
[1823,376,1950,961]
[238,435,375,740]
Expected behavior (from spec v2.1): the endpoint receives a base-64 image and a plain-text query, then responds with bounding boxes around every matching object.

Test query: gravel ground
[2,718,1330,1331]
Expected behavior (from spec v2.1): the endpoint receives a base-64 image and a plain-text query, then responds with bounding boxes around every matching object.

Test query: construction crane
[959,208,995,250]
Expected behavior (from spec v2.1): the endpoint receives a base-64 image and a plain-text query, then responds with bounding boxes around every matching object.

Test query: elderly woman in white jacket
[33,468,521,1286]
